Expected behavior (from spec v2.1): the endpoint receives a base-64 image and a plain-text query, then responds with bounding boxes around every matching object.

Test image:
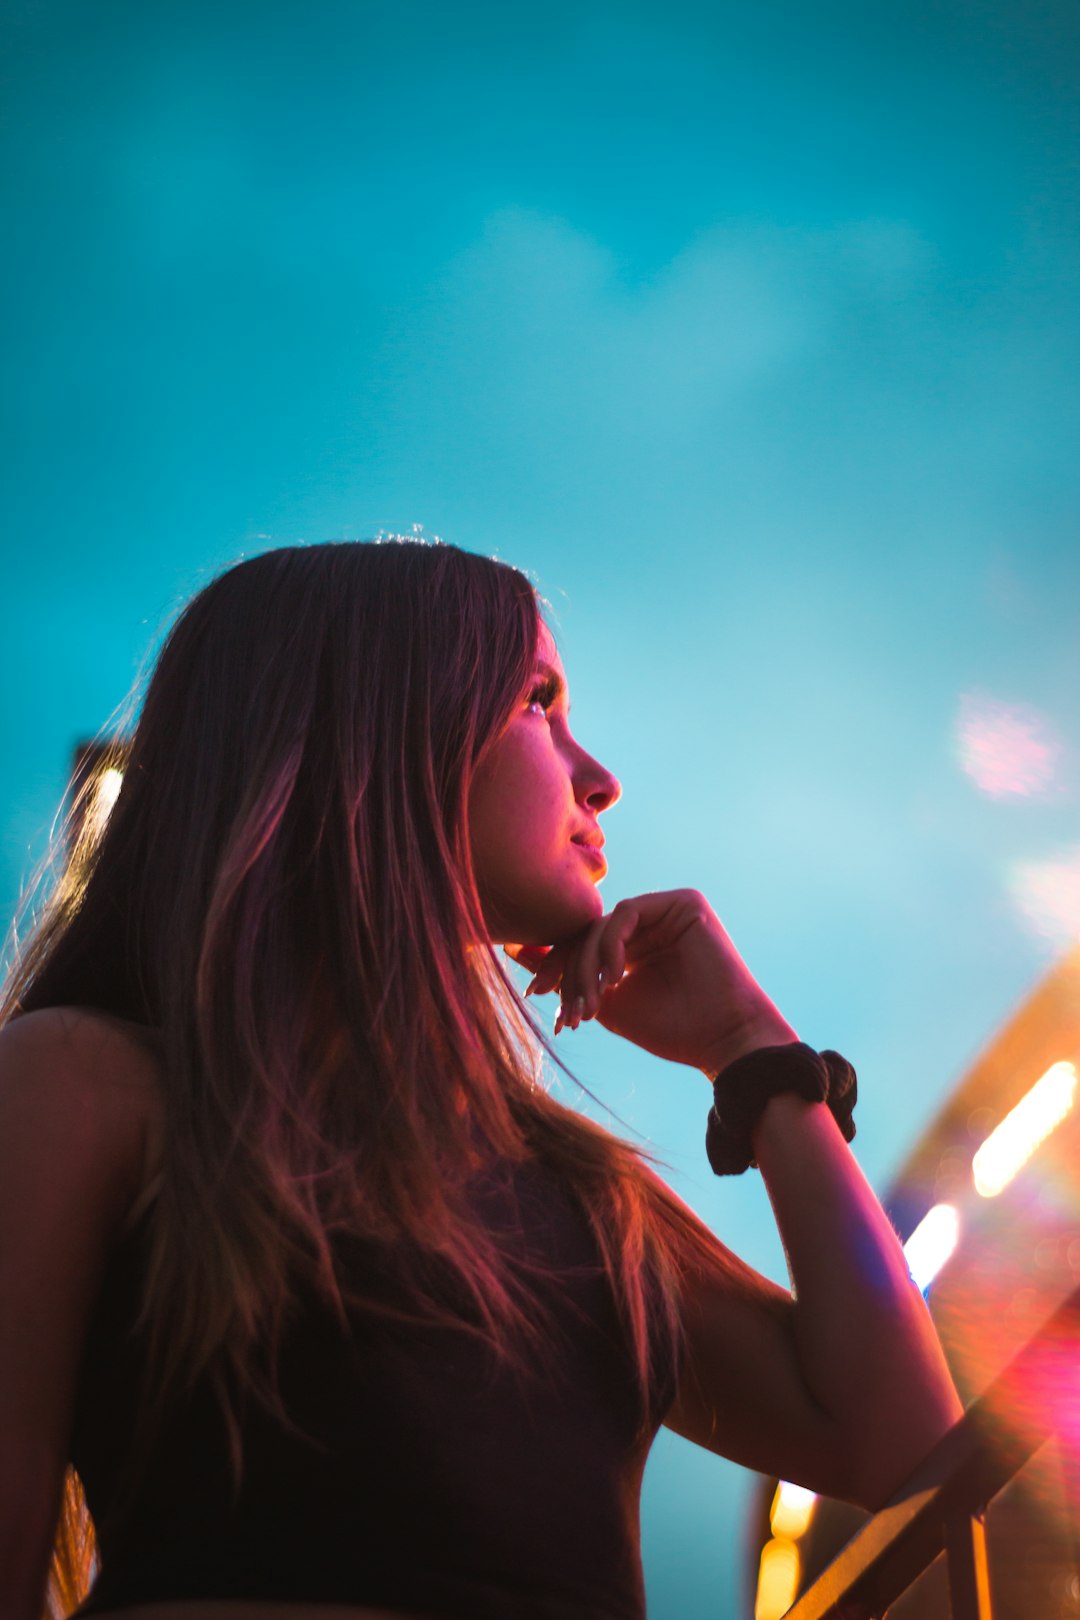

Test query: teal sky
[3,3,1079,1614]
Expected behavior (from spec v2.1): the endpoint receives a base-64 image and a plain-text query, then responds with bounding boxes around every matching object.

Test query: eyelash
[527,675,561,715]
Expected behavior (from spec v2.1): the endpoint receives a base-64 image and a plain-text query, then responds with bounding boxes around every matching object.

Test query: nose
[578,752,621,815]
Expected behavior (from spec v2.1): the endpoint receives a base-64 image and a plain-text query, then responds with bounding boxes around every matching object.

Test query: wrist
[704,1043,858,1177]
[698,1018,800,1082]
[749,1089,827,1152]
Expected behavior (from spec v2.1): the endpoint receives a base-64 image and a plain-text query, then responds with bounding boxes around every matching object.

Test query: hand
[508,889,798,1076]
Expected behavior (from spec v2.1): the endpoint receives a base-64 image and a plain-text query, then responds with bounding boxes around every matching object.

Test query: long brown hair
[5,539,759,1614]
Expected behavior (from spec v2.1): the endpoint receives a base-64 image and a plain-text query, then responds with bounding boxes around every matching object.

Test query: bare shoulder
[0,1006,164,1232]
[0,1010,166,1609]
[0,1004,163,1118]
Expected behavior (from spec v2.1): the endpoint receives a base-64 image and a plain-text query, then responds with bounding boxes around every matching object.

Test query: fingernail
[524,978,537,998]
[571,995,585,1030]
[554,1009,564,1035]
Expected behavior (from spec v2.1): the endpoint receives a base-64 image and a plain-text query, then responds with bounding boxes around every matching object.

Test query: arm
[0,1009,156,1620]
[516,889,962,1509]
[666,1093,961,1508]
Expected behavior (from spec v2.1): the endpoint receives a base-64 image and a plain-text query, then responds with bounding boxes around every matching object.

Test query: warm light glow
[83,765,123,842]
[903,1202,960,1290]
[97,767,123,815]
[755,1537,800,1620]
[769,1479,817,1539]
[972,1062,1077,1197]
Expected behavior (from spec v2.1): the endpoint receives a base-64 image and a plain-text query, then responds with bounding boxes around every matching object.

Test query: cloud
[384,206,936,452]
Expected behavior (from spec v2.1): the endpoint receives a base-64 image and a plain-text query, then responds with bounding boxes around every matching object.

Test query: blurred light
[972,1062,1077,1198]
[1009,849,1080,948]
[84,766,123,841]
[755,1537,800,1620]
[769,1480,817,1539]
[97,767,123,816]
[956,692,1059,798]
[903,1202,960,1290]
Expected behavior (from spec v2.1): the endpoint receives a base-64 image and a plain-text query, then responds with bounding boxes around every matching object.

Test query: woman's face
[469,624,621,946]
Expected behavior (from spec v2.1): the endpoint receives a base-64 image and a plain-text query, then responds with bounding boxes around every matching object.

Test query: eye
[526,674,561,716]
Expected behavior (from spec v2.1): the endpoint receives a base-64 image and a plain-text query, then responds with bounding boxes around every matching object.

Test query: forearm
[752,1092,963,1505]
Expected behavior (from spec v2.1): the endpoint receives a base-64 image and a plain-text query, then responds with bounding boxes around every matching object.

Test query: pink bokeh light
[1010,849,1080,947]
[956,693,1061,799]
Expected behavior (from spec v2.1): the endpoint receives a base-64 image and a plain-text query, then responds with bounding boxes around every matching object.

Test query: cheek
[473,734,563,843]
[481,781,565,878]
[468,754,601,943]
[468,737,579,912]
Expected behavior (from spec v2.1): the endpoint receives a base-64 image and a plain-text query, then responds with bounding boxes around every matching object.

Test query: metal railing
[783,1285,1080,1620]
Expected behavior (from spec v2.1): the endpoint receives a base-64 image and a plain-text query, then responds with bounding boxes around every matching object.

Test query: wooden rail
[783,1284,1080,1620]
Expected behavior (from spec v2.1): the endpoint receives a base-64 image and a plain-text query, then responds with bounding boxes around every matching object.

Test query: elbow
[845,1394,964,1513]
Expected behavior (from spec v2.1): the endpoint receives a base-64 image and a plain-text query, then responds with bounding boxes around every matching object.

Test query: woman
[0,539,960,1620]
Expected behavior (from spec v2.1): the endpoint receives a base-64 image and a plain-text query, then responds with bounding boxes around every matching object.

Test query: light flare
[755,1537,800,1620]
[972,1062,1077,1198]
[903,1202,961,1291]
[769,1480,817,1539]
[96,766,123,816]
[81,765,124,845]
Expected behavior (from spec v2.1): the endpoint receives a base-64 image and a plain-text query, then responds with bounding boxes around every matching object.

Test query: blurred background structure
[748,945,1080,1619]
[3,3,1079,1616]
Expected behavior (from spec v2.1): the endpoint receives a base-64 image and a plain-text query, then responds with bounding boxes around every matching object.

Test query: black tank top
[71,1155,676,1619]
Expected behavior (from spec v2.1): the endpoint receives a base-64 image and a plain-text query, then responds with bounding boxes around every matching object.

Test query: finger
[572,903,638,1023]
[599,924,629,993]
[596,902,639,991]
[554,938,591,1029]
[581,916,621,1019]
[504,942,559,998]
[524,942,571,1000]
[506,943,551,971]
[593,916,642,1034]
[565,919,607,1026]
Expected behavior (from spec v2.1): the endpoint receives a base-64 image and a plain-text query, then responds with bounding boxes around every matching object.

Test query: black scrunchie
[705,1042,857,1177]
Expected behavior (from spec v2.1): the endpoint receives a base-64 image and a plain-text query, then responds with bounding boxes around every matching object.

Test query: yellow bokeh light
[755,1536,800,1620]
[972,1061,1077,1198]
[769,1479,817,1539]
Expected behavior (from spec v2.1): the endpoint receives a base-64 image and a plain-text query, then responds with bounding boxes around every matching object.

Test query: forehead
[535,621,564,674]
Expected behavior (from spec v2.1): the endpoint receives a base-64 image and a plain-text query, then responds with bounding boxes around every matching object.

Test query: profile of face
[468,624,621,947]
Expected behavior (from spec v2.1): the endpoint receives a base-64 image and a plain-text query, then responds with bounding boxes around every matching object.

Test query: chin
[525,884,605,947]
[490,881,604,948]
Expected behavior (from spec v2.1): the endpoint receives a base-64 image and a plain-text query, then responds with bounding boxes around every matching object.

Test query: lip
[571,838,607,875]
[571,830,605,851]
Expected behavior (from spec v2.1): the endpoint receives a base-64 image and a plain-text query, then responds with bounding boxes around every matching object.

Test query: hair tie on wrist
[705,1043,857,1177]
